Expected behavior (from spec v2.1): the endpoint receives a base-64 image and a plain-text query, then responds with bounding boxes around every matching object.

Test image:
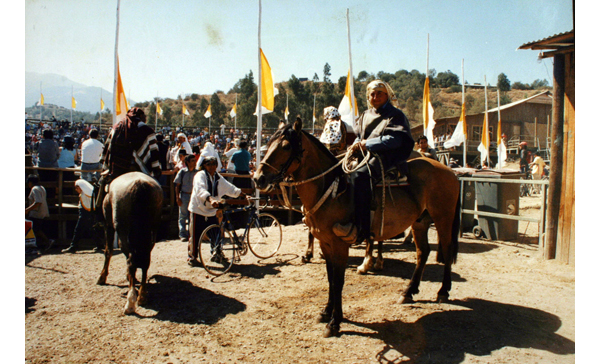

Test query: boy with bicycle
[187,156,249,267]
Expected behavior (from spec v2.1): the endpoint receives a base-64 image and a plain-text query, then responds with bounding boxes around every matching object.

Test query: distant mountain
[25,72,134,113]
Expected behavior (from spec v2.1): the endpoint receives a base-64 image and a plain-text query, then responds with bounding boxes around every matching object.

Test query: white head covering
[75,179,94,211]
[366,79,397,108]
[323,106,341,121]
[196,141,222,170]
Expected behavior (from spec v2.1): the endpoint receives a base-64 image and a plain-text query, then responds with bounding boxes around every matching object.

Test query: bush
[447,85,462,93]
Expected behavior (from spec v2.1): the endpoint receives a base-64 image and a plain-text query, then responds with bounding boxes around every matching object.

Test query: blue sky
[24,0,573,107]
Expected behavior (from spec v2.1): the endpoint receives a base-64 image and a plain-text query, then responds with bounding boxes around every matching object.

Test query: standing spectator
[187,156,248,267]
[37,129,60,183]
[224,139,240,175]
[519,142,530,174]
[80,129,104,182]
[26,174,52,250]
[231,140,252,189]
[61,179,103,253]
[196,141,222,171]
[174,155,198,242]
[529,151,546,193]
[171,133,193,166]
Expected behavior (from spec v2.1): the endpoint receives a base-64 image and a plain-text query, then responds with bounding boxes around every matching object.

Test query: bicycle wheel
[199,224,235,276]
[247,213,282,259]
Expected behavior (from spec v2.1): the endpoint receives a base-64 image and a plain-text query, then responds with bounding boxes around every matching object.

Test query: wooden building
[411,91,553,166]
[518,30,575,265]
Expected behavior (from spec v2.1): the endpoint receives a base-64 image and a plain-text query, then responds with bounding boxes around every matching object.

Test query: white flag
[204,105,212,118]
[444,103,467,149]
[230,104,236,118]
[338,69,358,133]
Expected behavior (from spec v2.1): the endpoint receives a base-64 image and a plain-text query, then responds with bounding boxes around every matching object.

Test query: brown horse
[96,172,163,315]
[254,118,460,337]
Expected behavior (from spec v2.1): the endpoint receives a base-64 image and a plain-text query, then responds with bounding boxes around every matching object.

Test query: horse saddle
[375,161,409,188]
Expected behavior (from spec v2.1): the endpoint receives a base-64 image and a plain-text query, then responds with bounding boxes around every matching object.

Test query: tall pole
[484,75,489,165]
[112,0,121,125]
[235,93,238,132]
[426,34,429,78]
[462,59,466,166]
[497,87,502,169]
[346,9,356,128]
[155,91,158,131]
[312,94,316,134]
[40,82,43,123]
[70,85,74,125]
[255,0,263,203]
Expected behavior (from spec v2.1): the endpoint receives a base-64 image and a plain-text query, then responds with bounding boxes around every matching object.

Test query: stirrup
[333,222,358,245]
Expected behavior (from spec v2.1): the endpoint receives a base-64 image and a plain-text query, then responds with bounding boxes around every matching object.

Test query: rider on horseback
[333,80,414,244]
[95,107,162,218]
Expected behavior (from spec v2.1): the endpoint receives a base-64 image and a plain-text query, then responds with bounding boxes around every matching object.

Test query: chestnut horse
[96,172,163,315]
[254,118,460,337]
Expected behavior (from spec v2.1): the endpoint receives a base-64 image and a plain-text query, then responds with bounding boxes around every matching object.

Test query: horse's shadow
[228,253,299,279]
[347,255,466,284]
[141,274,246,325]
[343,298,574,363]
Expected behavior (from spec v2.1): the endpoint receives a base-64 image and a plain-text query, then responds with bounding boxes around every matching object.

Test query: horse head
[254,117,304,192]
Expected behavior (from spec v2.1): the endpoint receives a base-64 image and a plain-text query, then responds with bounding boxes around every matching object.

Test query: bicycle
[198,197,283,276]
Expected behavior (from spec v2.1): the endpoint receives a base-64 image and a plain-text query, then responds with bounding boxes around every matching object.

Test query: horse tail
[129,180,158,269]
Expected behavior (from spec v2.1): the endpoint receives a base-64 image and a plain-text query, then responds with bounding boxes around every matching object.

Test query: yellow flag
[422,77,436,147]
[40,93,44,106]
[204,105,212,118]
[72,97,77,109]
[284,105,289,120]
[337,69,359,131]
[100,98,105,110]
[115,57,128,121]
[477,111,490,164]
[230,103,236,118]
[182,104,190,116]
[157,102,163,115]
[260,48,275,112]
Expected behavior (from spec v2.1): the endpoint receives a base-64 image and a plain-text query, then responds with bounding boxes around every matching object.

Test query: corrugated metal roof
[487,91,551,113]
[518,30,574,50]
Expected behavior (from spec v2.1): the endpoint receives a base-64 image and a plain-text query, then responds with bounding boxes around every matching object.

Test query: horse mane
[269,123,338,164]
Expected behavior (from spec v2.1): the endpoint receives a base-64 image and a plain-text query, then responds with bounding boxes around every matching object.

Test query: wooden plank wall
[557,52,576,265]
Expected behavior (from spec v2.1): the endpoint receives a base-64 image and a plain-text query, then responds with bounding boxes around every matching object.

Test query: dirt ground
[25,195,575,363]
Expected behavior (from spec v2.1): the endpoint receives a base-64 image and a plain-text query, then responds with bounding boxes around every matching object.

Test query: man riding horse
[333,80,414,244]
[95,107,162,216]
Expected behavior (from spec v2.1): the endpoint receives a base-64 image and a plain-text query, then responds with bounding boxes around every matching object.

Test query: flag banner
[497,113,507,168]
[183,104,190,116]
[423,77,436,148]
[443,103,466,149]
[156,102,163,115]
[477,112,490,165]
[72,97,77,109]
[40,93,44,106]
[284,105,289,121]
[230,104,236,118]
[115,57,128,122]
[204,105,212,118]
[100,98,105,110]
[338,69,359,133]
[256,48,276,114]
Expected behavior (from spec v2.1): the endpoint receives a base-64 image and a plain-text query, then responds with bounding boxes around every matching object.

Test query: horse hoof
[323,324,340,338]
[400,295,414,304]
[437,295,449,304]
[123,307,135,315]
[356,266,367,275]
[96,277,106,285]
[301,255,312,263]
[137,295,148,306]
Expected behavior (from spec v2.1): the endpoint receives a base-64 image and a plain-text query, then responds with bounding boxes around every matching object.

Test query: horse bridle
[259,131,304,186]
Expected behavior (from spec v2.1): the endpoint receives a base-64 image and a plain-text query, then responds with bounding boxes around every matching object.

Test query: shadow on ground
[344,298,575,364]
[142,274,246,325]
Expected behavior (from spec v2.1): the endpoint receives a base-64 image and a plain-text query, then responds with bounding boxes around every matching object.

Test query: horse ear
[293,117,303,133]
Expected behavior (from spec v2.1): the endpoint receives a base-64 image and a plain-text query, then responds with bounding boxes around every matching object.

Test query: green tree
[497,73,511,92]
[434,70,460,88]
[357,70,369,82]
[323,63,332,84]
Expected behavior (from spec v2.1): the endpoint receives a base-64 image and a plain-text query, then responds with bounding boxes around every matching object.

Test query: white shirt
[75,179,94,211]
[81,138,104,163]
[225,147,239,172]
[188,170,241,217]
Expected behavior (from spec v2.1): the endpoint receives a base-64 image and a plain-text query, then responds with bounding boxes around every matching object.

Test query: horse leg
[324,261,346,338]
[137,267,149,306]
[401,220,431,304]
[357,238,375,274]
[302,232,314,263]
[318,260,334,323]
[123,260,138,315]
[96,225,115,285]
[432,217,456,303]
[404,228,414,244]
[373,241,384,271]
